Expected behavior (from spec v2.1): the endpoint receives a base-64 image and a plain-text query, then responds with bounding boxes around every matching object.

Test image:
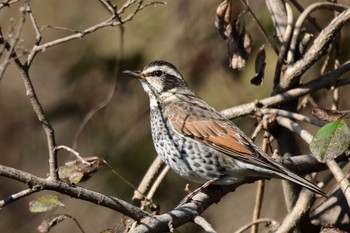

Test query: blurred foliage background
[1,0,350,232]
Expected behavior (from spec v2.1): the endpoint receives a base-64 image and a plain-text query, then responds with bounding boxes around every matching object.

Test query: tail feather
[272,166,327,197]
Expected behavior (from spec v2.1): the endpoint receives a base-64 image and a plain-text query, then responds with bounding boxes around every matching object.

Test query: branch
[221,60,350,119]
[234,218,279,233]
[276,189,316,233]
[127,152,331,233]
[326,160,350,207]
[128,183,253,233]
[25,0,165,66]
[0,186,41,208]
[287,2,349,64]
[277,7,350,92]
[193,216,216,233]
[0,0,19,9]
[132,156,167,206]
[15,60,59,180]
[0,164,150,221]
[261,108,324,127]
[0,7,26,81]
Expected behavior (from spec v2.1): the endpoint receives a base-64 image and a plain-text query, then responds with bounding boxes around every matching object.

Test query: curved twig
[287,2,349,64]
[221,60,350,119]
[277,8,350,92]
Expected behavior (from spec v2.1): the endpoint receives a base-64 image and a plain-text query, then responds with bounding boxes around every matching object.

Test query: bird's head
[123,60,189,101]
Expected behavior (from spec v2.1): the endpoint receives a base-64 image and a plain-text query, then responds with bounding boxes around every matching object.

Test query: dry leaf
[312,107,346,122]
[59,156,103,184]
[227,20,252,70]
[37,214,68,233]
[251,45,266,85]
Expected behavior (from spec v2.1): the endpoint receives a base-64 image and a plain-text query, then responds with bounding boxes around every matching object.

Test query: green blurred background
[1,0,350,232]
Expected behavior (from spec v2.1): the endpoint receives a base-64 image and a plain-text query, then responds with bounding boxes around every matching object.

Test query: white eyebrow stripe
[143,65,182,79]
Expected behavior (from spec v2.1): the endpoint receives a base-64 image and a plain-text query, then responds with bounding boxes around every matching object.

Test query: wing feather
[165,100,326,196]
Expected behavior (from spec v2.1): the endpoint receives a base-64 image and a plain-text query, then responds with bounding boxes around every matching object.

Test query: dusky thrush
[123,60,326,197]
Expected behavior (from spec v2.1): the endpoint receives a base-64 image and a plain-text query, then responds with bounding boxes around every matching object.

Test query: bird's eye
[154,70,163,77]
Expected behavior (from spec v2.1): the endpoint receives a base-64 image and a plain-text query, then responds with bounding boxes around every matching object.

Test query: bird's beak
[122,70,144,79]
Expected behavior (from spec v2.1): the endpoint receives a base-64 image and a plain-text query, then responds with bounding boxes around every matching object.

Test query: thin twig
[64,214,86,233]
[25,1,164,67]
[287,2,348,64]
[289,0,322,31]
[132,156,166,206]
[326,160,350,207]
[24,0,42,44]
[251,121,263,141]
[234,218,279,233]
[0,164,150,220]
[0,0,19,9]
[240,0,279,54]
[193,216,217,233]
[276,189,315,233]
[221,60,350,119]
[275,116,313,144]
[251,131,269,233]
[0,7,26,81]
[99,0,116,14]
[1,27,60,180]
[0,186,42,208]
[273,2,294,87]
[145,165,170,203]
[72,34,123,150]
[55,145,91,165]
[278,7,350,92]
[260,108,325,127]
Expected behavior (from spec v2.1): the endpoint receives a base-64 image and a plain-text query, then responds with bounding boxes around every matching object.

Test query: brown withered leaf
[312,107,347,122]
[251,45,266,85]
[227,19,252,70]
[37,214,69,233]
[58,156,103,184]
[215,0,230,39]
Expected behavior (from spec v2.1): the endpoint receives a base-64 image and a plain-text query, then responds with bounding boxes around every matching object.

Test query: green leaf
[29,194,65,213]
[310,119,350,162]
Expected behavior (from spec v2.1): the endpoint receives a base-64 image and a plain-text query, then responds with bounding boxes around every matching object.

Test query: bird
[123,60,326,197]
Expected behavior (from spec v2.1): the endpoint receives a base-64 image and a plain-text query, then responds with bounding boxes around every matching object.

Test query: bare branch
[0,7,26,81]
[193,216,217,233]
[55,145,91,165]
[273,2,294,87]
[326,160,350,207]
[277,7,350,92]
[240,0,279,54]
[221,60,350,119]
[132,156,167,206]
[251,131,269,233]
[287,2,349,64]
[0,186,41,208]
[24,0,42,44]
[0,0,19,9]
[261,108,325,127]
[275,116,313,144]
[0,164,150,220]
[128,182,256,233]
[234,218,279,233]
[276,189,316,233]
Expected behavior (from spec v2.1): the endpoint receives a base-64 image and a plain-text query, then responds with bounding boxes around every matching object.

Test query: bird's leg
[179,178,218,205]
